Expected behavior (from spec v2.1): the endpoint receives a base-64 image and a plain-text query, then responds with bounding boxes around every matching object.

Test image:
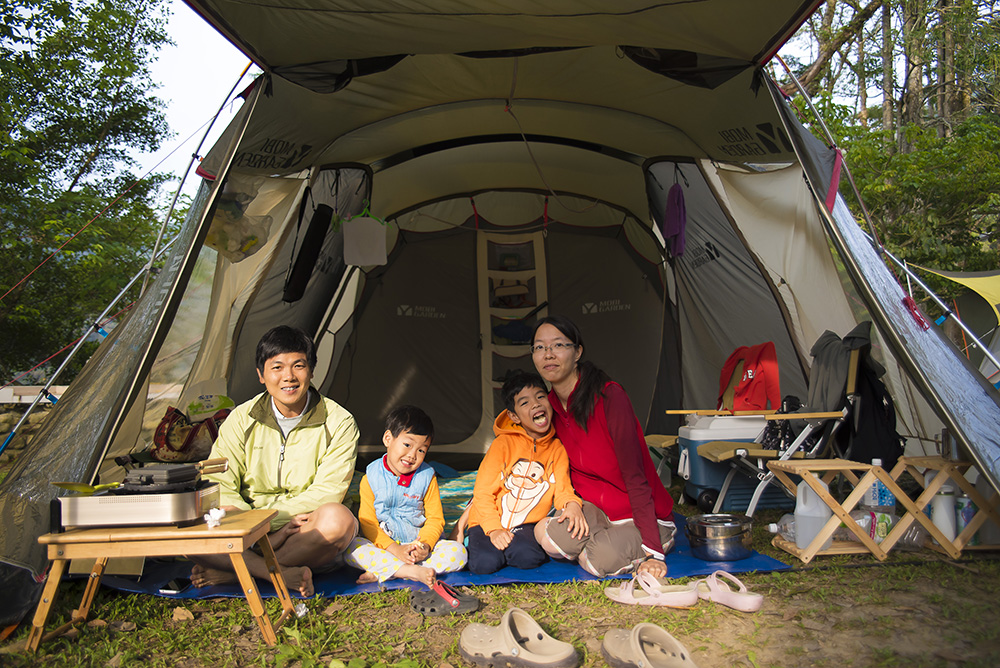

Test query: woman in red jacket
[531,315,675,578]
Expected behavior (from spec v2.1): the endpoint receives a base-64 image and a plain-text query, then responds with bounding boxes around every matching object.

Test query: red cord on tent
[0,302,134,391]
[471,198,480,229]
[543,196,549,231]
[902,295,930,331]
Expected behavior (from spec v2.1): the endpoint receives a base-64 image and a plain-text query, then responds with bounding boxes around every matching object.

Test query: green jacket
[206,388,359,530]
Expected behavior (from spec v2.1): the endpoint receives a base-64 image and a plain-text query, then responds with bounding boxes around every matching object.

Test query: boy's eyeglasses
[530,343,577,354]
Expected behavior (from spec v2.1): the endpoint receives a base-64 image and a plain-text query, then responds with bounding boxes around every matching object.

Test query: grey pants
[543,501,675,576]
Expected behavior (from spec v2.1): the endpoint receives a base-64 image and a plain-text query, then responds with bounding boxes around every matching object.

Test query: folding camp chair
[697,347,861,516]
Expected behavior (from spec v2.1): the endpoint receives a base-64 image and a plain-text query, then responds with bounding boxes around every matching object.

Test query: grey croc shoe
[459,607,579,668]
[601,623,700,668]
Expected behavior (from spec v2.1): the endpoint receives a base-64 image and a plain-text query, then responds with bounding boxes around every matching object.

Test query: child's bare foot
[355,570,378,584]
[394,564,436,588]
[282,566,314,597]
[190,563,238,588]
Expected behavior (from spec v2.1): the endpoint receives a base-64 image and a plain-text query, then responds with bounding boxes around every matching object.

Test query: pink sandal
[693,570,763,612]
[604,572,699,608]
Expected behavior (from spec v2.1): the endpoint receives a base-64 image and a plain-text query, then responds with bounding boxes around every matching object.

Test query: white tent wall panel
[710,163,858,357]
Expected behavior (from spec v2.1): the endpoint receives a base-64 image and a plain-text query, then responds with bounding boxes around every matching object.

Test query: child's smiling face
[382,428,431,476]
[508,385,553,439]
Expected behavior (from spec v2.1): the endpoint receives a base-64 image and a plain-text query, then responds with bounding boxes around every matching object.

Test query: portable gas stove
[59,458,227,529]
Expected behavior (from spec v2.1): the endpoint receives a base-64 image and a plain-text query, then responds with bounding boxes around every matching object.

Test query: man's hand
[386,541,416,564]
[555,501,589,539]
[489,528,514,550]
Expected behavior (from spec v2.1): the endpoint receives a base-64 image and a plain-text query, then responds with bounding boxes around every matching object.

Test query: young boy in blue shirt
[345,405,467,586]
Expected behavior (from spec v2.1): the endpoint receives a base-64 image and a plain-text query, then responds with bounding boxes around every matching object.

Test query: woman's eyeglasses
[530,343,576,354]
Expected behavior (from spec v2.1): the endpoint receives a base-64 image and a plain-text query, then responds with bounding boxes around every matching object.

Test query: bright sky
[139,0,259,190]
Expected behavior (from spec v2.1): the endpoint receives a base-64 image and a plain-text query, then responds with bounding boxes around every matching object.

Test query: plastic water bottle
[833,510,928,549]
[955,494,979,545]
[767,514,796,541]
[860,459,897,514]
[794,480,833,550]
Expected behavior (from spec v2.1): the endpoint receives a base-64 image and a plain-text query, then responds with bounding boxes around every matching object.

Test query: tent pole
[773,55,1000,376]
[880,251,1000,372]
[0,238,177,457]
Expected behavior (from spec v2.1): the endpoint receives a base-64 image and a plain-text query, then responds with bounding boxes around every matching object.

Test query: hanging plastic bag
[205,174,275,262]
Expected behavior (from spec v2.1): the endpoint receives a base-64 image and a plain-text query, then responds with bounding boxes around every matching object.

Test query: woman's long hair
[532,315,610,430]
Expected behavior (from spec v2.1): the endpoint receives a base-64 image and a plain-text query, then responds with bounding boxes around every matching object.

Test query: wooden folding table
[28,508,295,651]
[767,457,1000,564]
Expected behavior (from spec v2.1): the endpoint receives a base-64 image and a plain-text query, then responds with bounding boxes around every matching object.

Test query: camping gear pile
[2,0,1000,624]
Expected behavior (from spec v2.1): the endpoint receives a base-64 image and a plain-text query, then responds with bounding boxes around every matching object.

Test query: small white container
[794,480,834,551]
[930,485,957,544]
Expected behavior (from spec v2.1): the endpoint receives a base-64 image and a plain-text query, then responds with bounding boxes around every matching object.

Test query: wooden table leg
[257,536,296,630]
[72,557,108,623]
[27,559,68,652]
[229,552,278,646]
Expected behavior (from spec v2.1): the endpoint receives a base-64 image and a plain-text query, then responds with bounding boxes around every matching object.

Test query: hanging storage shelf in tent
[479,231,549,417]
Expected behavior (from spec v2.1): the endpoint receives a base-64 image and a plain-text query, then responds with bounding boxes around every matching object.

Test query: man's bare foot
[283,566,314,597]
[394,564,436,588]
[355,570,378,584]
[190,563,238,588]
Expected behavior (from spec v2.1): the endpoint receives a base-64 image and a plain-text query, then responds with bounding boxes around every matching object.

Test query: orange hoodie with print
[467,410,581,535]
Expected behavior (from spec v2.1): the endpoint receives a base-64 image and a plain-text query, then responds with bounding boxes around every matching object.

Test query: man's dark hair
[385,405,435,442]
[502,370,548,413]
[255,326,318,372]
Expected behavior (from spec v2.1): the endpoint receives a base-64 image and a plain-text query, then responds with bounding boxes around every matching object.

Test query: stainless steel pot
[685,513,753,561]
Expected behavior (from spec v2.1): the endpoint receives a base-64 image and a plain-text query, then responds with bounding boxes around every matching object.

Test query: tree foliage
[0,0,176,383]
[777,1,1000,308]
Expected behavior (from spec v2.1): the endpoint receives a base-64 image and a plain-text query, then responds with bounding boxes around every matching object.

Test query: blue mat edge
[99,514,790,600]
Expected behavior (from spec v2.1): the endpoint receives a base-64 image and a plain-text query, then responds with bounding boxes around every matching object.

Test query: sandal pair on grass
[460,607,699,668]
[605,570,763,612]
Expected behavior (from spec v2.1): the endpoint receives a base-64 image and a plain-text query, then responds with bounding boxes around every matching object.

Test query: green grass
[3,478,1000,667]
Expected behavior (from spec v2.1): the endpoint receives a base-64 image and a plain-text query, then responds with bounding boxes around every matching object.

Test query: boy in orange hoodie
[466,371,588,573]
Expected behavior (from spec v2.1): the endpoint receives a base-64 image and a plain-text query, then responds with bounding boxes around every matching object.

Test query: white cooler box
[678,415,795,512]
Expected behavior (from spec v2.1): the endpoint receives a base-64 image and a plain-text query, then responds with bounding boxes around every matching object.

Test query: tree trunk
[881,2,894,138]
[784,0,883,97]
[859,34,868,126]
[900,0,928,152]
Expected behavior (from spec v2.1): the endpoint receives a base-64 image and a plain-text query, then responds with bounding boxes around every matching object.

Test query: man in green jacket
[192,326,359,596]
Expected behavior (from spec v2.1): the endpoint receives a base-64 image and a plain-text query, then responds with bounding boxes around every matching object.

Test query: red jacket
[717,341,781,411]
[549,380,674,556]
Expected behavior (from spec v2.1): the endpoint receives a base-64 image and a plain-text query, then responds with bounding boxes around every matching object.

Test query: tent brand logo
[233,139,313,170]
[397,305,446,319]
[715,124,792,158]
[689,242,721,269]
[582,299,631,315]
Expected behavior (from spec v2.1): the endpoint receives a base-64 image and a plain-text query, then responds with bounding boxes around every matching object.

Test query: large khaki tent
[3,0,1000,622]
